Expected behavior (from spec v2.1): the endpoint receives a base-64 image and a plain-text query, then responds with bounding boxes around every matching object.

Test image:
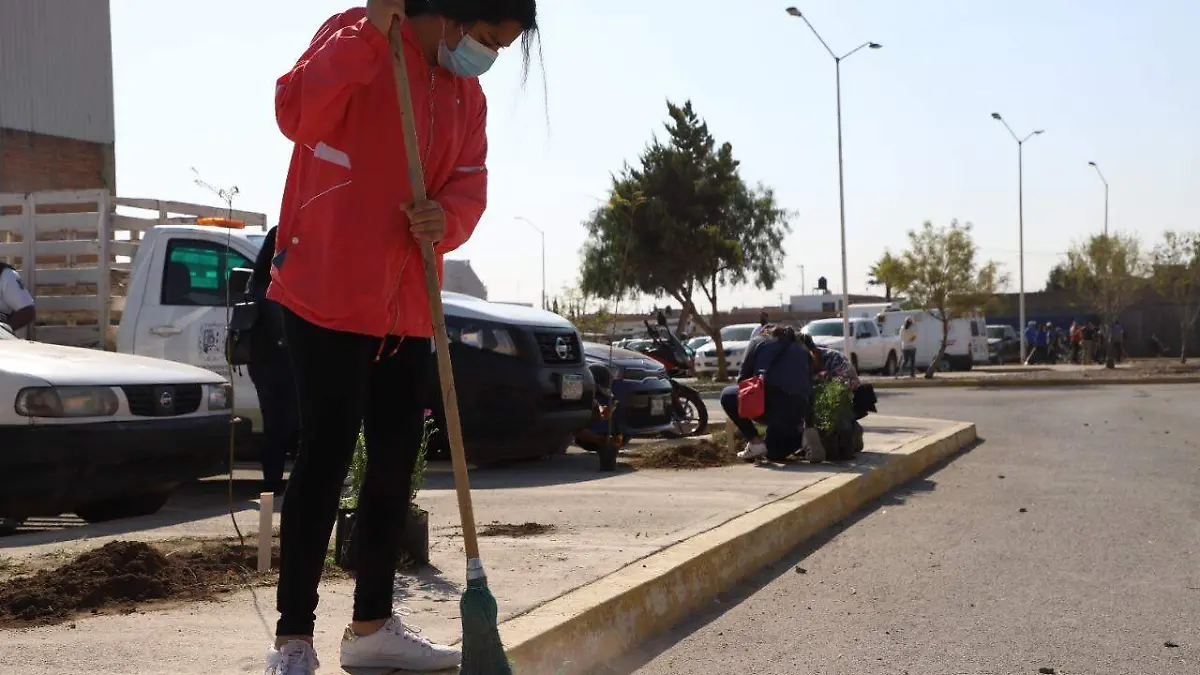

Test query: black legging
[275,307,431,637]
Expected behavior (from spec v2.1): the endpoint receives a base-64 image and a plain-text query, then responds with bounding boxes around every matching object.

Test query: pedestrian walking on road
[899,317,918,378]
[262,2,541,674]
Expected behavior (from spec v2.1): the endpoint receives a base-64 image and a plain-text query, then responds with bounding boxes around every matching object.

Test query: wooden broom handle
[388,21,481,562]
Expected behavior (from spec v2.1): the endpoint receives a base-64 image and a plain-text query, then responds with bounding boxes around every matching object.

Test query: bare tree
[1150,231,1200,362]
[1065,232,1145,369]
[899,220,1007,378]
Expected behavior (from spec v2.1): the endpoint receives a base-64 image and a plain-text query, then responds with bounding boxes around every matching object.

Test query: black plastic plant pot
[597,439,619,472]
[403,508,430,565]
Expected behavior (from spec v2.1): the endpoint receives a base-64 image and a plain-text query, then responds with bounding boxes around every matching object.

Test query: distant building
[0,1,116,193]
[443,260,487,300]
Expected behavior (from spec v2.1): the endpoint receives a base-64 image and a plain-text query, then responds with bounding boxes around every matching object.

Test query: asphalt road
[624,385,1200,675]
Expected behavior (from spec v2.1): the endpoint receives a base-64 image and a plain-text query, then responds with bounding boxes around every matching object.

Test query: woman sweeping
[263,1,539,673]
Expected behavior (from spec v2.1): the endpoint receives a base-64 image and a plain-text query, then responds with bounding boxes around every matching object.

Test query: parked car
[801,318,901,375]
[420,293,596,463]
[0,321,236,531]
[692,323,760,375]
[686,335,712,352]
[577,342,678,450]
[986,324,1021,364]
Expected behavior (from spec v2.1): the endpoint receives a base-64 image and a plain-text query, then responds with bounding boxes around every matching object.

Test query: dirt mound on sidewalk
[0,540,272,628]
[629,439,739,470]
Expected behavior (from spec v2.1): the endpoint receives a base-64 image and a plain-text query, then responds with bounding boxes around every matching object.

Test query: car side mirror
[228,267,253,304]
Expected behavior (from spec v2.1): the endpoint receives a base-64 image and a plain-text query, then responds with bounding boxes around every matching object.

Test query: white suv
[692,323,761,375]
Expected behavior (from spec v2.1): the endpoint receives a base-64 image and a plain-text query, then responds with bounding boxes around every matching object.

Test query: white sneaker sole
[339,654,461,671]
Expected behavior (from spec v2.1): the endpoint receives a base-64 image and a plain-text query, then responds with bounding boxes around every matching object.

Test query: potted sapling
[335,411,438,570]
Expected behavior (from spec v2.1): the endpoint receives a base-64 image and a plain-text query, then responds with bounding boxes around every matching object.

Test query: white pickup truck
[1,189,595,469]
[801,317,902,375]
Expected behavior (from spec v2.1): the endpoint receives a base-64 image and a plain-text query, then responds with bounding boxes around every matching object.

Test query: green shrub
[812,379,852,433]
[341,416,438,512]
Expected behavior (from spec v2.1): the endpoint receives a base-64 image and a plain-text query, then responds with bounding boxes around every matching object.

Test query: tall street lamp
[515,216,546,310]
[786,6,881,348]
[1088,161,1109,236]
[991,112,1044,363]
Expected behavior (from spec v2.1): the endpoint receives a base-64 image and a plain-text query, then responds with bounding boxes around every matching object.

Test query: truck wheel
[882,352,898,376]
[75,489,173,524]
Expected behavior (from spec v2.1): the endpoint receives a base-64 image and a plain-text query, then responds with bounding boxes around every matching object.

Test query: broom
[386,19,513,675]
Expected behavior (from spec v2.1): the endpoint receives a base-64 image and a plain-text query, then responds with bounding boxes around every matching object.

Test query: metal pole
[540,228,546,310]
[835,58,851,348]
[1104,182,1109,236]
[1017,141,1026,363]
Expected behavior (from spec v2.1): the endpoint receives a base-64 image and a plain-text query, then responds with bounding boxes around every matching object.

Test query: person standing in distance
[0,263,36,334]
[262,1,540,674]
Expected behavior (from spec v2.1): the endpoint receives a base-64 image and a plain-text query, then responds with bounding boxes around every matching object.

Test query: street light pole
[515,216,546,309]
[991,113,1044,363]
[1088,161,1109,236]
[787,7,881,349]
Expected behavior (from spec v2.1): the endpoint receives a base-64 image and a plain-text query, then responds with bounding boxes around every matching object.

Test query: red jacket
[268,8,488,338]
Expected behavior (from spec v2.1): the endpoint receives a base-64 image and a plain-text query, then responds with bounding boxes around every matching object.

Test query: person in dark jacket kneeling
[720,324,826,463]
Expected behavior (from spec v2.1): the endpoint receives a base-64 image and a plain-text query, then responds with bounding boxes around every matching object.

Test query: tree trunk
[884,284,892,302]
[925,316,950,379]
[711,295,728,381]
[675,304,691,337]
[1181,316,1189,364]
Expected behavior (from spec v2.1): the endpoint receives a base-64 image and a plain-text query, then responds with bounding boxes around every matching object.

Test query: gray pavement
[626,384,1200,675]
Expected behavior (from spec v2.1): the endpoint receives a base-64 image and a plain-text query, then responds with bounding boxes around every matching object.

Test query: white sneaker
[803,428,826,463]
[264,640,319,675]
[340,614,462,671]
[737,439,767,461]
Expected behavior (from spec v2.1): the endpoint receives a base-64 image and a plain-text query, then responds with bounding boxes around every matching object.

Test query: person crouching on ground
[720,324,826,463]
[262,1,540,674]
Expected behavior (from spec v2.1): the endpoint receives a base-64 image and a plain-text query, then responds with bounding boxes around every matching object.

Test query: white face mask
[437,24,498,77]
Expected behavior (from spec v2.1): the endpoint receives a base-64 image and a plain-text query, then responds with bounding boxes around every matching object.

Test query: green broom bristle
[460,576,513,675]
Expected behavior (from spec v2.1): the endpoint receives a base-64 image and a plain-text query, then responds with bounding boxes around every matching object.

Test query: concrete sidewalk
[0,416,972,675]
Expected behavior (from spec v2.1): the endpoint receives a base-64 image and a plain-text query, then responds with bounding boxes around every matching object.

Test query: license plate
[561,374,584,401]
[650,397,665,416]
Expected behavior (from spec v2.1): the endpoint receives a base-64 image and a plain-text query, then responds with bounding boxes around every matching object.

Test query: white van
[876,309,989,371]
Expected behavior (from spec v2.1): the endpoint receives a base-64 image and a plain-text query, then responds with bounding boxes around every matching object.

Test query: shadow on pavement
[600,437,985,675]
[422,450,633,491]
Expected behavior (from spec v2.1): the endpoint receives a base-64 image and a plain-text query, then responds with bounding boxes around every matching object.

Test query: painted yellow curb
[872,375,1200,389]
[500,421,978,674]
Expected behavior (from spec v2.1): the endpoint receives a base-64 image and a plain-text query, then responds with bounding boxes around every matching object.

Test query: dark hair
[407,0,540,80]
[769,324,797,343]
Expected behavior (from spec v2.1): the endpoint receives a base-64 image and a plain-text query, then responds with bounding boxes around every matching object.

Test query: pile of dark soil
[0,540,273,627]
[629,439,739,470]
[478,522,555,538]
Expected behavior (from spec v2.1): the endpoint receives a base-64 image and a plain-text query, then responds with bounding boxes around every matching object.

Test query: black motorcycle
[630,321,708,438]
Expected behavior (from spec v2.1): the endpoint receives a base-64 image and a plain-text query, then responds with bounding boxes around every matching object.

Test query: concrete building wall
[443,260,488,300]
[0,0,116,193]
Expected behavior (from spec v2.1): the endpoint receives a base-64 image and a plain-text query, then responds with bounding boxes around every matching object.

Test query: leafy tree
[1150,231,1200,363]
[579,101,790,379]
[898,220,1007,378]
[1065,232,1145,369]
[1045,263,1072,292]
[867,250,911,301]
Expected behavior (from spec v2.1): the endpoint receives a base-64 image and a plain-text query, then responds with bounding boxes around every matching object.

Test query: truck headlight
[15,386,119,417]
[207,383,233,410]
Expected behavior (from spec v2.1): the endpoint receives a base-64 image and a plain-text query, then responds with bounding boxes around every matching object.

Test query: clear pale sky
[110,0,1199,311]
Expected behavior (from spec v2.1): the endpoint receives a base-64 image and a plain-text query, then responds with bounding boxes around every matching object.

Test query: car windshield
[720,326,756,342]
[987,326,1007,339]
[802,321,845,337]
